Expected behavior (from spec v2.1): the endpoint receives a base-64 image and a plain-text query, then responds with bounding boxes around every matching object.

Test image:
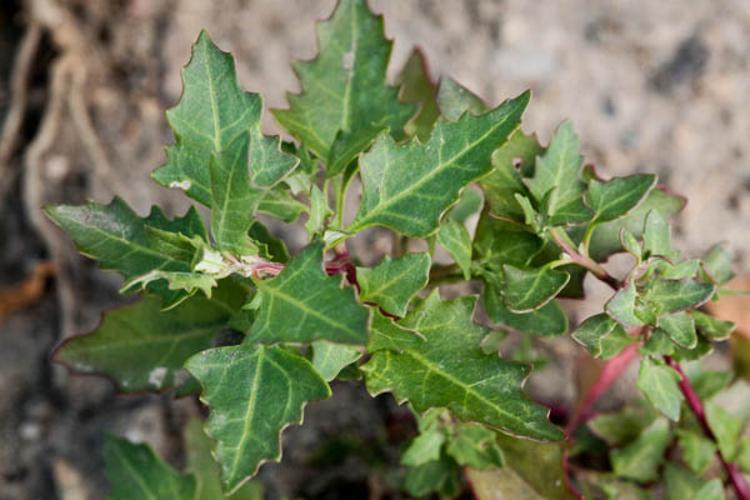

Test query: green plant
[47,0,749,498]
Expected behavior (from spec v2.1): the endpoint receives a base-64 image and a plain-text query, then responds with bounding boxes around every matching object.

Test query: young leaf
[642,209,674,258]
[637,357,684,421]
[249,243,369,344]
[659,311,697,349]
[272,0,414,175]
[642,279,715,314]
[446,423,505,469]
[436,78,486,120]
[436,218,473,279]
[104,436,197,500]
[46,198,205,306]
[357,253,430,317]
[702,243,735,285]
[501,265,570,313]
[572,314,635,359]
[304,185,332,238]
[362,293,563,441]
[186,344,331,492]
[402,428,446,467]
[348,92,529,237]
[676,429,716,475]
[484,281,568,336]
[55,283,244,393]
[311,341,361,381]
[605,282,644,327]
[256,185,307,223]
[404,454,461,498]
[691,311,735,341]
[526,120,591,224]
[664,464,720,500]
[397,49,439,141]
[588,403,657,446]
[585,174,657,223]
[706,402,744,460]
[610,418,671,482]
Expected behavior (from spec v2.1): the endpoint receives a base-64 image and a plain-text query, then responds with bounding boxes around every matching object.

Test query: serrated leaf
[605,282,644,328]
[397,49,439,142]
[610,417,671,482]
[659,311,697,349]
[702,243,735,285]
[357,252,430,317]
[437,218,472,279]
[527,120,591,224]
[637,357,684,421]
[588,188,686,261]
[706,402,744,460]
[121,270,217,302]
[46,198,206,306]
[445,423,504,469]
[304,185,332,238]
[104,435,197,500]
[676,429,716,475]
[249,243,368,344]
[54,282,245,393]
[249,221,289,263]
[691,311,735,341]
[186,344,330,492]
[501,265,569,313]
[348,92,529,237]
[484,280,568,336]
[362,292,563,441]
[643,279,716,314]
[311,341,361,381]
[272,0,414,176]
[643,209,674,258]
[585,174,657,223]
[436,77,486,120]
[572,314,635,359]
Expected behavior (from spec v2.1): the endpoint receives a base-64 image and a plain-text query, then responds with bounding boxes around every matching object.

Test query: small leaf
[691,311,735,341]
[357,253,430,317]
[437,218,472,279]
[501,265,570,313]
[249,222,289,263]
[664,464,716,500]
[676,429,716,475]
[397,48,439,142]
[702,243,735,285]
[585,174,657,223]
[446,423,504,469]
[304,185,332,238]
[436,77,486,120]
[256,185,307,223]
[659,311,697,349]
[643,279,716,314]
[348,92,529,237]
[620,228,642,260]
[706,402,744,460]
[271,0,414,176]
[610,417,671,482]
[404,454,461,498]
[250,243,369,344]
[605,282,644,328]
[362,292,563,441]
[311,341,361,381]
[402,428,446,467]
[473,214,544,269]
[643,209,673,258]
[104,436,197,500]
[484,280,568,336]
[588,403,657,446]
[572,314,635,359]
[637,357,684,421]
[186,344,331,492]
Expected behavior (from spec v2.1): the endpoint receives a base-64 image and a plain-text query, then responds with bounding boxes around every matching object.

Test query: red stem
[665,356,750,500]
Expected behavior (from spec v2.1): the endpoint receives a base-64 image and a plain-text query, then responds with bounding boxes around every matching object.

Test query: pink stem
[665,356,750,500]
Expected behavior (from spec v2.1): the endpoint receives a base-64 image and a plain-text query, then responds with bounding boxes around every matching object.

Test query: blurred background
[0,0,748,498]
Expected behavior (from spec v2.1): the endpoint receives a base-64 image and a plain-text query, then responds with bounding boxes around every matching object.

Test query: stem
[549,228,619,290]
[665,356,750,500]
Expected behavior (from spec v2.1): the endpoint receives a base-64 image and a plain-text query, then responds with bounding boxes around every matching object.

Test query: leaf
[643,279,716,314]
[437,218,472,279]
[311,341,361,381]
[527,120,591,224]
[104,435,197,500]
[484,280,568,336]
[643,209,674,258]
[447,187,484,223]
[572,314,635,359]
[585,174,657,223]
[605,282,645,328]
[362,292,563,441]
[256,185,307,223]
[304,185,332,238]
[46,198,206,306]
[436,77,486,120]
[271,0,414,176]
[691,311,735,341]
[588,187,686,262]
[55,283,245,393]
[348,91,529,237]
[473,214,544,269]
[397,48,440,141]
[445,423,504,469]
[659,311,697,349]
[356,252,430,317]
[501,265,570,313]
[249,243,368,344]
[637,357,684,421]
[402,428,446,467]
[664,464,720,500]
[702,243,735,285]
[249,222,289,263]
[404,453,460,498]
[610,417,671,482]
[185,344,331,492]
[706,402,744,460]
[676,429,716,475]
[588,403,657,446]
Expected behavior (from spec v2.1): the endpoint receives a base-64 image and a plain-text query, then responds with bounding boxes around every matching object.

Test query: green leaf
[572,314,635,359]
[55,283,245,393]
[621,228,642,260]
[121,270,217,302]
[588,403,657,446]
[437,218,472,279]
[643,209,674,258]
[501,265,570,313]
[445,423,504,469]
[585,174,657,223]
[186,344,331,492]
[605,282,645,328]
[304,185,332,238]
[484,280,568,336]
[637,357,684,421]
[104,435,197,500]
[664,464,721,500]
[357,252,430,317]
[473,214,544,269]
[271,0,414,176]
[702,243,735,285]
[659,311,697,349]
[436,77,486,120]
[362,292,563,441]
[642,279,716,314]
[691,311,735,341]
[256,184,307,223]
[46,198,206,306]
[397,48,439,142]
[249,222,289,263]
[610,417,671,482]
[447,187,484,223]
[402,428,446,467]
[706,402,744,460]
[249,243,368,344]
[588,188,686,261]
[527,120,591,224]
[311,341,361,381]
[404,453,460,498]
[676,429,716,475]
[348,92,529,237]
[737,437,750,474]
